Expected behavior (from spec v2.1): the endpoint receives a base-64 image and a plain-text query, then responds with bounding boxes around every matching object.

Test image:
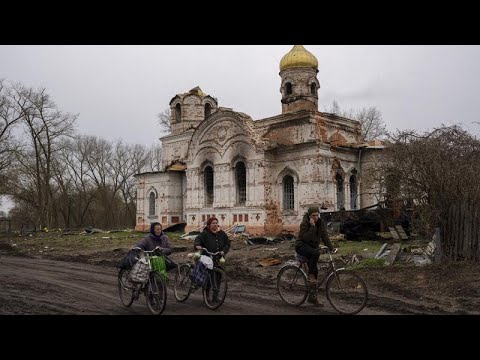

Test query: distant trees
[0,80,162,230]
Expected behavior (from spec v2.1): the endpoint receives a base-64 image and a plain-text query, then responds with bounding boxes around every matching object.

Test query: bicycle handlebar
[199,248,220,256]
[132,246,164,255]
[319,245,338,254]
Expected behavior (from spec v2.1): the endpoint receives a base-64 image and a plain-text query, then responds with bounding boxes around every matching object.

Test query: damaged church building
[135,45,384,235]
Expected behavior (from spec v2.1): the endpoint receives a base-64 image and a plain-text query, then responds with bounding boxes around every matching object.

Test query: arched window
[285,82,292,95]
[235,162,246,205]
[175,103,181,122]
[310,83,316,95]
[149,192,156,216]
[336,173,344,210]
[204,166,214,206]
[205,103,212,118]
[283,175,294,210]
[350,174,358,210]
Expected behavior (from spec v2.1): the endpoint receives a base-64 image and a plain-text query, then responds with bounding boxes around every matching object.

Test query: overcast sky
[2,45,480,147]
[1,45,480,213]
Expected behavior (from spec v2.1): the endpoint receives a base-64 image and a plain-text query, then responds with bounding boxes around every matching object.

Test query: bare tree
[355,107,387,141]
[157,108,171,134]
[144,144,163,173]
[380,124,480,239]
[327,100,342,116]
[9,82,77,229]
[0,80,26,181]
[117,143,150,225]
[325,101,387,141]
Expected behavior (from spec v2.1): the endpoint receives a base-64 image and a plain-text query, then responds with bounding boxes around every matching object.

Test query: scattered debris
[384,243,402,266]
[389,227,401,240]
[412,255,432,266]
[83,227,105,235]
[395,225,409,240]
[244,239,254,245]
[180,231,201,241]
[375,243,388,259]
[163,222,187,233]
[257,258,282,267]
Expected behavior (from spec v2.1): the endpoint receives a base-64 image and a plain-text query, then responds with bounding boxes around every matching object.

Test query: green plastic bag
[150,256,168,281]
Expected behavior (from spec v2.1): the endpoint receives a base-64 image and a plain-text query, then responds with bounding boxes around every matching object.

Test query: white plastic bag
[199,255,214,270]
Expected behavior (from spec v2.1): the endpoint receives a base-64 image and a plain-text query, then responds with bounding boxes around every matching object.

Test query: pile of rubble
[375,228,441,266]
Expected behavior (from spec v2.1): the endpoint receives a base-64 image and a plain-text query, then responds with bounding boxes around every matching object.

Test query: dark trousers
[296,245,320,277]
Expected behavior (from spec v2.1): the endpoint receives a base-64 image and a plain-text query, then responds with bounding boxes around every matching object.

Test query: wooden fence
[441,202,480,261]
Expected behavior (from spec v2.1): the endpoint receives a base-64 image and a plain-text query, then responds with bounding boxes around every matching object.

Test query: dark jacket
[194,228,230,255]
[136,223,172,256]
[295,212,333,251]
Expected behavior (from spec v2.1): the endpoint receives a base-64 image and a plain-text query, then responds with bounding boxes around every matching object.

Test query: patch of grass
[163,231,185,241]
[0,229,192,258]
[1,231,147,256]
[350,258,385,270]
[335,240,383,258]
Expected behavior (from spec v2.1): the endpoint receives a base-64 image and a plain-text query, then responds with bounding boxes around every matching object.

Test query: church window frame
[148,192,156,216]
[283,175,295,211]
[175,103,182,122]
[336,173,345,210]
[350,174,358,210]
[285,82,293,95]
[204,165,214,206]
[235,161,247,206]
[205,103,212,118]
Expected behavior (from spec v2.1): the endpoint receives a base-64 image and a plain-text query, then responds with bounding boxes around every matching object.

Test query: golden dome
[279,45,318,72]
[188,86,206,97]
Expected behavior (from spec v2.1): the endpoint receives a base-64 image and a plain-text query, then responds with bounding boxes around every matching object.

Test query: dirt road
[4,253,476,315]
[1,255,365,315]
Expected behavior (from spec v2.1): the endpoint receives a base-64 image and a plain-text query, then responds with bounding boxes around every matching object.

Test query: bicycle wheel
[326,269,368,315]
[203,268,227,310]
[118,269,134,307]
[174,264,193,302]
[276,265,308,306]
[146,273,167,315]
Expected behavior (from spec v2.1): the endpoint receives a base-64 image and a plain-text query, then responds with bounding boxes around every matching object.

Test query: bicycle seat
[295,253,308,264]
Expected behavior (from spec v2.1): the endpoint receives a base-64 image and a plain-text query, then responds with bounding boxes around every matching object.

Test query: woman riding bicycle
[193,217,230,301]
[296,206,334,305]
[194,217,230,258]
[137,222,172,255]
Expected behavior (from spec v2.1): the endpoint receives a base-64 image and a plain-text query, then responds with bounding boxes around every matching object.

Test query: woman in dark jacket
[295,206,334,283]
[194,217,230,256]
[119,222,174,271]
[136,222,172,255]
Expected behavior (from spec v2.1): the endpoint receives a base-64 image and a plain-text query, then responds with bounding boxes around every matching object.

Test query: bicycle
[276,245,368,315]
[173,248,228,310]
[117,247,168,315]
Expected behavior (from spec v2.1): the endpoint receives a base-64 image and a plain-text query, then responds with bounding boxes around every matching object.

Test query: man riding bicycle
[296,206,335,305]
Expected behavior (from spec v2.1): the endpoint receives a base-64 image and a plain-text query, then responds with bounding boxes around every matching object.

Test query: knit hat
[307,206,319,215]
